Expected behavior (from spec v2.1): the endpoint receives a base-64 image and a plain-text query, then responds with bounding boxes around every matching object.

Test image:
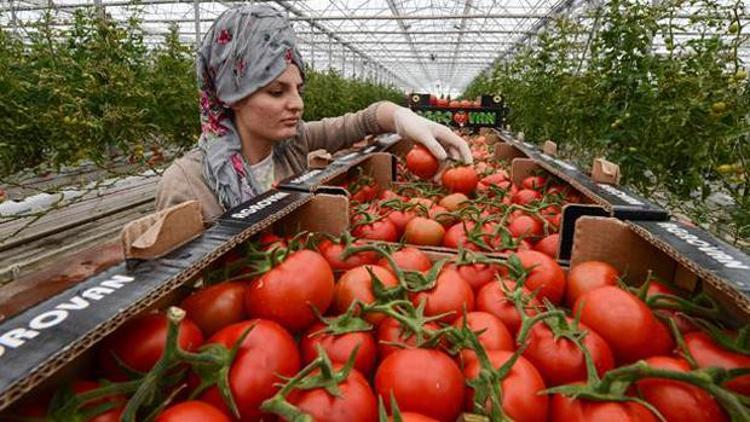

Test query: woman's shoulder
[156,148,224,221]
[160,148,204,184]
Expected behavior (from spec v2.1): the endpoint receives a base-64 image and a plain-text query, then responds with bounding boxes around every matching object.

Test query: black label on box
[534,153,668,219]
[559,205,610,261]
[0,260,182,396]
[634,221,750,294]
[217,190,310,228]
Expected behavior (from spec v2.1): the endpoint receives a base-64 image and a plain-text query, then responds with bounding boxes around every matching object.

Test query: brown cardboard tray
[0,189,336,412]
[571,216,750,323]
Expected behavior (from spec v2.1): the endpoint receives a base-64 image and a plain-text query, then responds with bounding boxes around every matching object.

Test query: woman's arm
[302,100,472,164]
[301,102,386,153]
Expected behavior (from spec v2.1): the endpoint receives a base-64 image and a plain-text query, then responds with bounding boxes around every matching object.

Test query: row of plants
[0,8,403,179]
[464,0,749,246]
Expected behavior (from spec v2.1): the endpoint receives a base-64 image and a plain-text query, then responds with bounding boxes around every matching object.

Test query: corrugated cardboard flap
[121,201,203,260]
[572,216,750,322]
[592,158,622,185]
[626,221,750,321]
[307,149,333,169]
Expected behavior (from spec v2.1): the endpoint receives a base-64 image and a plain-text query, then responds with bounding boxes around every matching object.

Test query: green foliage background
[465,0,749,244]
[0,9,403,177]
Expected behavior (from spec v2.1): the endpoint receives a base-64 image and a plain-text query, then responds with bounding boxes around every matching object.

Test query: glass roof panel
[2,0,746,96]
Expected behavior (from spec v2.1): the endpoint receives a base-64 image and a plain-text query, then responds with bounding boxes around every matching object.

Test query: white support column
[193,0,201,47]
[327,35,332,71]
[341,45,346,76]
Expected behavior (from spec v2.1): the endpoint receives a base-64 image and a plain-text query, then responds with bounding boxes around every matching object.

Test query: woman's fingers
[413,132,448,161]
[433,125,473,164]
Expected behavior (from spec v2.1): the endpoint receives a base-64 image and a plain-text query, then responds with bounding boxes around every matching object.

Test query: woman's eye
[269,90,283,97]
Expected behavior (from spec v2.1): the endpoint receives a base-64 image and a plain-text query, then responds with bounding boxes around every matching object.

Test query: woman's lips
[281,118,299,126]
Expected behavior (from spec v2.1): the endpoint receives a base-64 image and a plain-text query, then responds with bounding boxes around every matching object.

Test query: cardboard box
[489,130,670,261]
[0,190,345,412]
[571,216,750,322]
[278,151,395,195]
[1,186,488,415]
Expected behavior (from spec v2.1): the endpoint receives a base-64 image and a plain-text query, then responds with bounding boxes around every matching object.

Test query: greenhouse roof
[2,0,748,96]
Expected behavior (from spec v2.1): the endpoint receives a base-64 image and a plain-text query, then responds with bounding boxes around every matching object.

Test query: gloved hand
[393,106,473,164]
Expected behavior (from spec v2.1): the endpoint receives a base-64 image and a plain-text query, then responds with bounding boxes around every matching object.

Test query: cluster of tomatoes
[345,135,578,258]
[425,95,483,109]
[18,233,750,420]
[15,134,750,422]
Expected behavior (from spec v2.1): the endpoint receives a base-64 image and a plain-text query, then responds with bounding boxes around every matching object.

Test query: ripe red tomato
[522,318,615,386]
[180,281,248,336]
[384,208,417,234]
[156,401,230,422]
[522,176,547,190]
[575,286,673,364]
[645,280,676,297]
[454,312,514,362]
[318,238,378,271]
[429,204,454,227]
[463,351,548,422]
[565,260,619,307]
[300,322,377,376]
[376,316,442,359]
[442,166,479,194]
[409,267,475,323]
[389,413,439,422]
[333,265,399,325]
[377,247,432,273]
[71,380,126,422]
[404,217,445,246]
[539,205,561,229]
[446,261,498,292]
[481,170,509,186]
[98,312,204,380]
[377,317,440,362]
[442,221,495,251]
[533,234,559,258]
[376,349,465,422]
[246,249,334,332]
[636,356,727,422]
[351,184,379,203]
[353,219,400,242]
[512,189,541,205]
[514,250,566,305]
[550,389,657,422]
[684,331,750,395]
[508,215,543,238]
[289,366,378,422]
[406,145,439,179]
[476,279,539,335]
[199,319,300,421]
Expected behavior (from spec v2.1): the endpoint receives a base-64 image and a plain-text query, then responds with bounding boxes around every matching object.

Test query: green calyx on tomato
[260,344,361,421]
[65,308,250,422]
[309,301,374,336]
[640,280,724,324]
[365,298,453,350]
[546,359,750,421]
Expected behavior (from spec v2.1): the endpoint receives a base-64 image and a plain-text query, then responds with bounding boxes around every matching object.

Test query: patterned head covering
[196,4,305,209]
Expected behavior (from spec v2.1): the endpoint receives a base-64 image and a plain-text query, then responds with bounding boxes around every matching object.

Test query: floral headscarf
[197,4,305,209]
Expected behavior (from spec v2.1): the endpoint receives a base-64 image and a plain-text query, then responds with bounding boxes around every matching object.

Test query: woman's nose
[288,91,303,111]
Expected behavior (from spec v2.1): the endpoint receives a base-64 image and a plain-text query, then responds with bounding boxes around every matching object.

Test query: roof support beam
[385,0,432,89]
[271,0,415,88]
[447,0,473,89]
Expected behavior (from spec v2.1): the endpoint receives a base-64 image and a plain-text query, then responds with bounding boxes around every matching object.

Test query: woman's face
[232,64,304,142]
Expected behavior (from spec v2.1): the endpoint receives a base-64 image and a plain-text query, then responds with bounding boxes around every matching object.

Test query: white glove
[393,107,473,164]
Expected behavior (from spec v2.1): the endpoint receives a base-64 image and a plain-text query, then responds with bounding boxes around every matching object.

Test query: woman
[156,4,472,222]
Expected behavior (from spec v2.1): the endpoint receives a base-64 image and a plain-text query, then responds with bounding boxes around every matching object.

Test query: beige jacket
[156,102,384,222]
